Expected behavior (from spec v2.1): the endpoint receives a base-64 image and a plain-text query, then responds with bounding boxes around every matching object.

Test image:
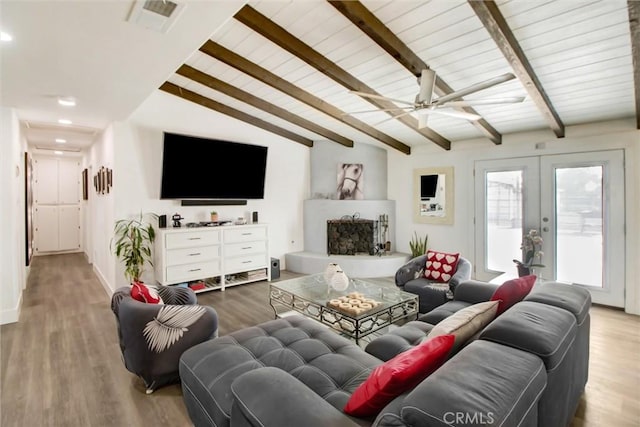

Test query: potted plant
[513,229,545,277]
[210,211,218,222]
[112,212,157,285]
[409,232,429,258]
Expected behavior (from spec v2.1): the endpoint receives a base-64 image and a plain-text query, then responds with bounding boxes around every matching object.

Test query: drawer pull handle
[188,237,201,240]
[242,261,252,264]
[188,253,201,256]
[188,268,202,272]
[241,233,252,236]
[242,246,252,250]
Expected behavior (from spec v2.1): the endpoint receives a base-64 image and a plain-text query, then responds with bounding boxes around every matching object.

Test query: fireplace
[327,219,375,255]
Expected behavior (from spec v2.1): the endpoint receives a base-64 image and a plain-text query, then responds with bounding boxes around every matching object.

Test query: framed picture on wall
[82,168,88,200]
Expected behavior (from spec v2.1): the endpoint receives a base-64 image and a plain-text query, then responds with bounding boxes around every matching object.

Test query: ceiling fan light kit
[349,69,525,127]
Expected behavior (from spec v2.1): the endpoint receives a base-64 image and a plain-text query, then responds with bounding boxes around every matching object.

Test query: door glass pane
[555,166,603,287]
[486,171,523,273]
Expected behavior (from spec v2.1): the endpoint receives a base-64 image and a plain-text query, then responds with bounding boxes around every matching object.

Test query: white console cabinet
[154,224,270,293]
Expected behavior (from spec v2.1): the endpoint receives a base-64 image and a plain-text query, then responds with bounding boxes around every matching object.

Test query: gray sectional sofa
[179,281,590,427]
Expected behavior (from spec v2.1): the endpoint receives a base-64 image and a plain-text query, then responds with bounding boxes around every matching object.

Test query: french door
[475,150,625,307]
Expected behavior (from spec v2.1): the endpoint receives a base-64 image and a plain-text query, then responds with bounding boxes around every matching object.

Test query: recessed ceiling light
[58,97,76,107]
[58,119,72,125]
[55,138,67,143]
[0,31,12,42]
[54,151,63,155]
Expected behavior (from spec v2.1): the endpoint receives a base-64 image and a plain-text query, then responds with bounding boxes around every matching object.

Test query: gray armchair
[395,254,472,313]
[111,284,218,394]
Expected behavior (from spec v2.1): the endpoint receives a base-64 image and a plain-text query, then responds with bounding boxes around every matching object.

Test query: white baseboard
[0,293,22,325]
[93,264,114,297]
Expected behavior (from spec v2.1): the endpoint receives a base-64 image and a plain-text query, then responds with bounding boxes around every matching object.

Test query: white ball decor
[324,263,341,283]
[330,269,350,292]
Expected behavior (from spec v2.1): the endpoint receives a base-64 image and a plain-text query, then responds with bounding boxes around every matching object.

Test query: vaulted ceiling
[161,0,639,155]
[2,1,638,155]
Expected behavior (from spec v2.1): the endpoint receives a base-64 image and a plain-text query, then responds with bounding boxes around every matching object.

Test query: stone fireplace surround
[285,141,410,277]
[285,200,410,278]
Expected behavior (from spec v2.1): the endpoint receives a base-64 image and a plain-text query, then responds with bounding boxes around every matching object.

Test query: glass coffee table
[269,274,418,344]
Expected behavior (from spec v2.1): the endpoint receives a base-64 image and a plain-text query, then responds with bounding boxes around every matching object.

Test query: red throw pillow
[130,282,163,304]
[424,250,460,283]
[344,334,455,417]
[490,275,536,315]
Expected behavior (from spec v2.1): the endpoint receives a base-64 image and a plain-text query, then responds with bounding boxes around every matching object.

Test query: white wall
[102,90,310,289]
[86,125,116,294]
[388,119,640,314]
[0,107,28,324]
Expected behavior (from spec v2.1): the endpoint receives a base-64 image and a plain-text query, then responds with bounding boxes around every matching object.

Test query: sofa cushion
[491,275,536,315]
[364,321,434,362]
[424,250,459,283]
[525,281,591,324]
[179,315,381,427]
[418,300,472,325]
[382,340,546,427]
[480,301,577,371]
[130,282,163,304]
[344,334,454,417]
[427,300,499,349]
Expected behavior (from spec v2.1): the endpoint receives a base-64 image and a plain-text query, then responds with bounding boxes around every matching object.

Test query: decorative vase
[210,214,218,222]
[517,264,531,277]
[324,263,341,283]
[330,270,350,292]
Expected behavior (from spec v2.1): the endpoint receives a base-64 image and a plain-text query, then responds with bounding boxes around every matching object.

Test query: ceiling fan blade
[418,69,436,103]
[418,112,429,129]
[428,108,482,121]
[444,96,525,107]
[372,110,415,126]
[416,107,480,127]
[349,90,415,106]
[340,107,414,116]
[434,72,516,105]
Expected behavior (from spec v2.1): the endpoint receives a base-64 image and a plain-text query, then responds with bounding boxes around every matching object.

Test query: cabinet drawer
[225,254,268,274]
[224,227,266,243]
[166,245,220,267]
[225,240,267,258]
[166,230,220,249]
[166,261,221,283]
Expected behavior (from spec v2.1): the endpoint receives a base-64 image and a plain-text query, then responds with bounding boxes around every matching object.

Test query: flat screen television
[160,132,268,200]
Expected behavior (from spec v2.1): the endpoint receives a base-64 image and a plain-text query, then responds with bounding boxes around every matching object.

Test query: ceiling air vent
[127,0,185,33]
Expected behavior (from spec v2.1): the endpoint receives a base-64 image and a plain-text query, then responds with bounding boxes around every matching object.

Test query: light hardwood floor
[1,253,639,426]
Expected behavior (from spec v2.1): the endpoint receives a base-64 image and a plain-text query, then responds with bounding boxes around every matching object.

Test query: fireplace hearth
[327,219,375,255]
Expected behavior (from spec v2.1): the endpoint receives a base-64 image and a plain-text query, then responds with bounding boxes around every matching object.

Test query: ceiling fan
[349,69,525,127]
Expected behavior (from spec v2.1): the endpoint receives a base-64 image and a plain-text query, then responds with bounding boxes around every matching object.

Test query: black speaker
[252,211,259,223]
[270,257,280,280]
[158,215,167,228]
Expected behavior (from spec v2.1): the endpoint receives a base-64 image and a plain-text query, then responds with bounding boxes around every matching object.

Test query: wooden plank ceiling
[162,0,638,155]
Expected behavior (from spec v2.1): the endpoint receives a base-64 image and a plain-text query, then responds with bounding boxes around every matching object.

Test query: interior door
[475,150,625,307]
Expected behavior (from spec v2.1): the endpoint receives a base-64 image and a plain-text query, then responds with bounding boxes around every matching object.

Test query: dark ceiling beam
[177,64,353,147]
[159,82,313,147]
[199,41,412,155]
[328,0,503,145]
[468,0,564,138]
[234,5,450,150]
[628,0,640,129]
